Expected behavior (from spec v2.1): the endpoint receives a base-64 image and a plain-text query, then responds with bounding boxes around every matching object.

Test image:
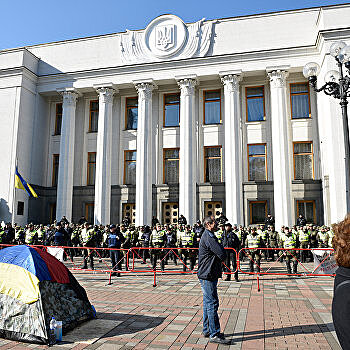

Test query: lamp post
[303,41,350,211]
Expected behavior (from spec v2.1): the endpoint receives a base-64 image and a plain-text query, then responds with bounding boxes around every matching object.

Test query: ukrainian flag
[15,167,38,198]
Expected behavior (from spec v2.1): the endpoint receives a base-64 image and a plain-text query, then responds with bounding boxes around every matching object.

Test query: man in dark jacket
[108,224,125,276]
[264,214,275,230]
[296,214,307,227]
[197,216,229,345]
[222,223,240,281]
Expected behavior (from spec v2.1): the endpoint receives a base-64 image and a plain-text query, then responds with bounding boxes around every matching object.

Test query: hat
[225,222,232,227]
[109,224,116,229]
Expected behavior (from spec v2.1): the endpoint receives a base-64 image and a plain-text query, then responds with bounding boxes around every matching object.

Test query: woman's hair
[332,214,350,267]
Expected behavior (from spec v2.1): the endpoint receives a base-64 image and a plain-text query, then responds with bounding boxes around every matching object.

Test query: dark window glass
[17,201,24,216]
[294,142,313,179]
[248,144,266,181]
[54,103,62,135]
[204,147,222,182]
[87,152,96,185]
[250,201,267,224]
[164,149,179,183]
[89,100,99,132]
[125,151,137,185]
[52,154,59,187]
[126,97,138,130]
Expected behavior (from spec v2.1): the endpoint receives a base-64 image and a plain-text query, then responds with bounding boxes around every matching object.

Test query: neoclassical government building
[1,4,350,228]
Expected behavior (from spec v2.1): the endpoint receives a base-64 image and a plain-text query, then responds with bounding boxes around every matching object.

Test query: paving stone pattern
[0,257,341,350]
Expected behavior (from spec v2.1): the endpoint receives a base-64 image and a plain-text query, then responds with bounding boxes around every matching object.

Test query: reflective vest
[25,229,36,244]
[283,235,296,249]
[0,230,4,243]
[247,234,260,248]
[15,228,24,240]
[328,230,334,247]
[299,230,309,242]
[81,228,94,244]
[152,230,165,246]
[215,230,223,244]
[318,232,328,244]
[37,228,44,240]
[181,231,194,247]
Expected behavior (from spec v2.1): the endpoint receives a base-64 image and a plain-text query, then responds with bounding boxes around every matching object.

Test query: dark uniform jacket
[332,266,350,350]
[54,228,67,246]
[108,230,125,248]
[222,230,240,250]
[197,229,226,281]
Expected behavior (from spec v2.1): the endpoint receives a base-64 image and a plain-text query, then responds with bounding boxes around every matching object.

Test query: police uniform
[81,225,96,269]
[150,228,166,271]
[281,232,299,274]
[245,232,261,272]
[298,228,310,263]
[179,228,196,272]
[25,227,37,245]
[268,228,279,261]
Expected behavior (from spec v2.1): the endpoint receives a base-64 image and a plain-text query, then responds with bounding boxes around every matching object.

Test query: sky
[1,0,349,50]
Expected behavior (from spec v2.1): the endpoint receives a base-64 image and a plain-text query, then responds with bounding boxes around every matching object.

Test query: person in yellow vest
[258,224,269,261]
[36,224,45,245]
[150,224,166,271]
[179,225,196,272]
[281,227,299,274]
[15,225,25,245]
[25,223,37,245]
[317,227,329,248]
[244,227,262,272]
[215,225,224,244]
[298,226,310,263]
[80,223,96,270]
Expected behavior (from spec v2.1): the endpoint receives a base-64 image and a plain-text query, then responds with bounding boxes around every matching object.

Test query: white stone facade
[1,5,350,227]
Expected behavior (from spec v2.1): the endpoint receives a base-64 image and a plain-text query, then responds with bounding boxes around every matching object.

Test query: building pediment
[120,14,215,64]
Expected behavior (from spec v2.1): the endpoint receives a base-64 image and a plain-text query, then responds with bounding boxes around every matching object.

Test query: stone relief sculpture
[120,15,215,64]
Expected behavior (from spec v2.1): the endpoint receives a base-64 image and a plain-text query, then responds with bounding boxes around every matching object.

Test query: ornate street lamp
[303,41,350,210]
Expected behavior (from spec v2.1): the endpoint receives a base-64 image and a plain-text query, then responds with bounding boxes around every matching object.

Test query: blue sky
[1,0,348,50]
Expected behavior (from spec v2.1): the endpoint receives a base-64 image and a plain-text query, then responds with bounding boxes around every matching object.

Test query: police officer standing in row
[108,224,125,276]
[222,223,240,281]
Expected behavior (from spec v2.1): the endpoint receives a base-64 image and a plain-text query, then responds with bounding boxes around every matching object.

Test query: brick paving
[0,256,341,349]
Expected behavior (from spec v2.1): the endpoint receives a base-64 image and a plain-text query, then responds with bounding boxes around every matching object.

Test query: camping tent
[0,245,94,344]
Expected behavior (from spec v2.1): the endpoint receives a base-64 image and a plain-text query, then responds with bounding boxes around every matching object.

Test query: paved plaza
[0,256,341,350]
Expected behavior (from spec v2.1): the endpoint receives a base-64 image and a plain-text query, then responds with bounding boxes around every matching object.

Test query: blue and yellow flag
[15,167,38,198]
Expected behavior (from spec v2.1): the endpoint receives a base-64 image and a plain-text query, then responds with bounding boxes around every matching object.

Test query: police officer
[122,215,131,228]
[15,225,25,245]
[150,224,166,271]
[222,223,240,281]
[215,224,224,244]
[165,225,177,265]
[81,223,95,270]
[3,223,15,245]
[178,215,187,225]
[25,224,37,245]
[53,222,67,246]
[108,224,125,276]
[217,212,228,226]
[121,225,131,270]
[267,226,279,261]
[281,227,299,274]
[141,226,151,264]
[179,225,196,272]
[245,227,262,273]
[298,226,310,263]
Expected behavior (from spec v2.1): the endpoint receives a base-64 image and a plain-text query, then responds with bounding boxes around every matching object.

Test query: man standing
[108,224,125,276]
[222,223,240,282]
[197,216,229,344]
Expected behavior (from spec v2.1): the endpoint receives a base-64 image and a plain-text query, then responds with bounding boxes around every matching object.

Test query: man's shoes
[201,331,210,338]
[209,334,230,345]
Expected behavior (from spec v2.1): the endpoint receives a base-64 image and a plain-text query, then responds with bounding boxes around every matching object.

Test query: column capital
[220,73,242,93]
[96,87,116,104]
[267,69,289,88]
[57,89,79,106]
[176,76,197,96]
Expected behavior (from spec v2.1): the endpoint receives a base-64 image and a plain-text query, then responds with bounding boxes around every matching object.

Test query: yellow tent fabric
[0,263,40,304]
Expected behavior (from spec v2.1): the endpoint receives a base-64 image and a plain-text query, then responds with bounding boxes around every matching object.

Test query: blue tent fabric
[0,246,51,282]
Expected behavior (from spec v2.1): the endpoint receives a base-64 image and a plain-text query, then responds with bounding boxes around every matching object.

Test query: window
[17,201,24,216]
[293,142,314,180]
[54,103,62,135]
[290,83,310,119]
[162,202,178,224]
[124,150,137,185]
[87,152,96,185]
[248,144,267,181]
[204,146,222,183]
[246,86,265,122]
[297,200,316,223]
[126,97,138,130]
[204,90,221,124]
[164,93,180,127]
[164,148,180,184]
[122,203,136,224]
[204,201,222,220]
[85,203,94,224]
[89,100,99,132]
[250,201,267,224]
[52,154,59,187]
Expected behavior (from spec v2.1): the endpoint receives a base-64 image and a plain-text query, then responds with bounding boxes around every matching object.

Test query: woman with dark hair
[332,214,350,349]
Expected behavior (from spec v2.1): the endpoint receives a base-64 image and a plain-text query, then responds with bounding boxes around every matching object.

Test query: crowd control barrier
[238,247,336,291]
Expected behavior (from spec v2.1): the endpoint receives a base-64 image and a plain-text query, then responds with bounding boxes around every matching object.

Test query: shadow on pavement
[225,322,334,341]
[98,312,166,337]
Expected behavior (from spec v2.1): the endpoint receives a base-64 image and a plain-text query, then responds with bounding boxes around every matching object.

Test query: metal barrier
[238,247,335,291]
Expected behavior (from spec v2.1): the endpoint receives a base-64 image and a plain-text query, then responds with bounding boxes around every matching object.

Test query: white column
[221,73,243,225]
[134,81,155,227]
[93,86,115,225]
[267,69,293,230]
[177,77,197,225]
[56,90,78,222]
